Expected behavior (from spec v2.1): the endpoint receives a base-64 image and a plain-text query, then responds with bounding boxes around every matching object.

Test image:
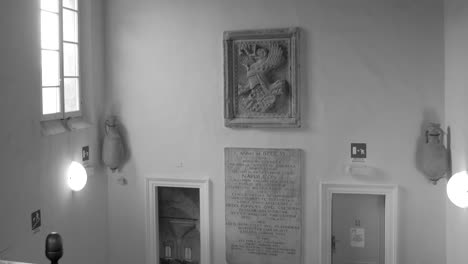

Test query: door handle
[332,235,340,254]
[332,235,336,253]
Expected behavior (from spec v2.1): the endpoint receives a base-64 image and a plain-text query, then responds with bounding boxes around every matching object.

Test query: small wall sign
[82,146,90,162]
[351,143,366,159]
[350,227,365,248]
[31,210,41,233]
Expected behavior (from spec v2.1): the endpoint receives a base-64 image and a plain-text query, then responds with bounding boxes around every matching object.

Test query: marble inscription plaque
[225,148,302,264]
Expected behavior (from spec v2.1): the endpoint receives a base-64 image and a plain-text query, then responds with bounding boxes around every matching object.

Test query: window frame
[41,0,82,121]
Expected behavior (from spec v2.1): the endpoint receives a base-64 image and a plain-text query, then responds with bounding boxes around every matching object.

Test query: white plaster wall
[445,1,468,263]
[104,0,446,264]
[0,1,107,264]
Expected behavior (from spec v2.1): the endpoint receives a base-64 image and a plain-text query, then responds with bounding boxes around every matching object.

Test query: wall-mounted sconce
[419,123,449,184]
[67,161,87,191]
[447,171,468,208]
[102,117,125,172]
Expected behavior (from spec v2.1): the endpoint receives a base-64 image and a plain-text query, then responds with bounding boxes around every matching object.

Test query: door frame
[145,177,211,264]
[320,183,398,264]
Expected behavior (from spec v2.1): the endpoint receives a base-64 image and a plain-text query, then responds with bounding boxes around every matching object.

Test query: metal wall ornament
[102,117,125,172]
[224,28,300,128]
[419,123,449,184]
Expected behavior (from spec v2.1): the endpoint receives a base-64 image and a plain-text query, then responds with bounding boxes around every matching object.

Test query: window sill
[41,117,93,136]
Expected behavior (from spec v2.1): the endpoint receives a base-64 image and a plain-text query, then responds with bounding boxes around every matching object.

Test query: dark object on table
[45,232,63,264]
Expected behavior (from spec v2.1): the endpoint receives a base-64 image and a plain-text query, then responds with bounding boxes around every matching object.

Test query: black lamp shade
[45,232,63,264]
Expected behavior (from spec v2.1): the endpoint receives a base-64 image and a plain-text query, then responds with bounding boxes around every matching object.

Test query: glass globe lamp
[447,171,468,208]
[67,161,87,191]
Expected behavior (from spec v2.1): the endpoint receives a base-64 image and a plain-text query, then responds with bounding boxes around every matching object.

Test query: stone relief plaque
[225,148,302,264]
[224,28,300,128]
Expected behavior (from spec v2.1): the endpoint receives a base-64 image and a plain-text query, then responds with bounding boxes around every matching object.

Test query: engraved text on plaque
[225,148,302,264]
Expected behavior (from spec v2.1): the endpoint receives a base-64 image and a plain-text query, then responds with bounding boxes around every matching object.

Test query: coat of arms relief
[236,41,288,113]
[224,28,300,127]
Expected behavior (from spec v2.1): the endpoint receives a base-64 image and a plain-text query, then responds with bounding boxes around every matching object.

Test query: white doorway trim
[320,183,398,264]
[145,178,210,264]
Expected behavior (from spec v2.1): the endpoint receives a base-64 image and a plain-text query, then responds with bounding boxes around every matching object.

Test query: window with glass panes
[41,0,80,120]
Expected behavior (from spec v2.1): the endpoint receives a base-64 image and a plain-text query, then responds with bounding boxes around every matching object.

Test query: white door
[331,194,385,264]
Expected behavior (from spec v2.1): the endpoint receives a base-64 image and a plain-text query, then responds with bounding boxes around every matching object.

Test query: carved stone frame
[224,27,300,128]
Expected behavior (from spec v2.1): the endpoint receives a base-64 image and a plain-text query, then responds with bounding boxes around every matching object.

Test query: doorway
[332,194,385,264]
[157,186,200,264]
[146,178,211,264]
[320,184,398,264]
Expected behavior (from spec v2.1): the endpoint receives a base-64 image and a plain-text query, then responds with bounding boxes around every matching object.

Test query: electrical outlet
[82,146,89,162]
